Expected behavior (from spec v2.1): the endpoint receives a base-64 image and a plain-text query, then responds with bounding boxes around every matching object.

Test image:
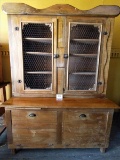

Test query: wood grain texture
[2,3,119,152]
[7,15,57,97]
[5,108,114,149]
[5,110,13,144]
[2,3,120,17]
[2,97,119,109]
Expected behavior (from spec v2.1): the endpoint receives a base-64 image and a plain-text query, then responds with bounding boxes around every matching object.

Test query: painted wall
[0,0,120,104]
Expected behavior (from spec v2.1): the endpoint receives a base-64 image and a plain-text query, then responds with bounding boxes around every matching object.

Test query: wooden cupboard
[2,3,120,153]
[3,97,119,153]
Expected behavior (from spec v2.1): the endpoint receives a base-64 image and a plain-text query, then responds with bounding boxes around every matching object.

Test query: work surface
[1,97,119,109]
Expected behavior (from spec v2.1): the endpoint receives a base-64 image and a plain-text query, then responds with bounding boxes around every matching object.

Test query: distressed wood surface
[5,110,13,144]
[6,108,114,150]
[2,3,120,17]
[2,97,119,109]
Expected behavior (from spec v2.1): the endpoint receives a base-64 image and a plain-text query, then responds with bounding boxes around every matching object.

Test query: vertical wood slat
[104,109,114,148]
[57,67,65,94]
[56,110,62,144]
[57,17,66,48]
[5,110,13,144]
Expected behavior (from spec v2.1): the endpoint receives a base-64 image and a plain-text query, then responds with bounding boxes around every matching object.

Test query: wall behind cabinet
[0,0,120,104]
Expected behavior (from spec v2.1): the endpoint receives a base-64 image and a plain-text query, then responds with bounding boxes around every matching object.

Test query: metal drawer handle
[29,113,36,117]
[79,114,87,118]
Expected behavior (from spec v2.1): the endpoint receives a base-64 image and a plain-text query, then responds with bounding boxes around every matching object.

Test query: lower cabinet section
[6,108,113,152]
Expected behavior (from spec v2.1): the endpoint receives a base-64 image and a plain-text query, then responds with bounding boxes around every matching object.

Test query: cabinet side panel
[98,18,114,95]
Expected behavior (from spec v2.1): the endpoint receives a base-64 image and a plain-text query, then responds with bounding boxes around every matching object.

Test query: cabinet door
[9,16,57,97]
[64,17,112,96]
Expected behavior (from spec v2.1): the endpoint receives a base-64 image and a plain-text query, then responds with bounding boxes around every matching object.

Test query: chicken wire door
[20,18,57,95]
[66,22,102,93]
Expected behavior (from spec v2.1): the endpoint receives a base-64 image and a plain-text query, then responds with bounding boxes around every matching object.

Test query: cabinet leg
[11,149,16,155]
[100,148,106,153]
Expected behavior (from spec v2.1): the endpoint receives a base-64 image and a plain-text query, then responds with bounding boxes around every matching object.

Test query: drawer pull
[79,114,87,118]
[29,113,36,117]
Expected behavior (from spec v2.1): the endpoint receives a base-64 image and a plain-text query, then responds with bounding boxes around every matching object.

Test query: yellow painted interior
[0,0,120,104]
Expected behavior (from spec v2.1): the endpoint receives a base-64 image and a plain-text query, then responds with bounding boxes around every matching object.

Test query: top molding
[2,3,120,17]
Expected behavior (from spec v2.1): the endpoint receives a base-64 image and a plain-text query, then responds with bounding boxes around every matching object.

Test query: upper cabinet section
[2,3,120,98]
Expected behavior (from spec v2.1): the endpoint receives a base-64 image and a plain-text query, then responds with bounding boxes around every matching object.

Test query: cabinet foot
[100,148,106,153]
[11,149,16,155]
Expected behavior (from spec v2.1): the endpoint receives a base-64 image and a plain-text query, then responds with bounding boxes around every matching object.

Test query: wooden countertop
[1,97,120,109]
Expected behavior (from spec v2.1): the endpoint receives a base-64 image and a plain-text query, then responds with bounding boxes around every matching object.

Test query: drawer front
[12,128,56,148]
[12,109,57,147]
[62,110,109,147]
[12,110,57,128]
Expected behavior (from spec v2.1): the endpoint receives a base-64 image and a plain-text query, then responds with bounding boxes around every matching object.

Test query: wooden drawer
[11,109,57,148]
[62,110,109,147]
[12,110,57,128]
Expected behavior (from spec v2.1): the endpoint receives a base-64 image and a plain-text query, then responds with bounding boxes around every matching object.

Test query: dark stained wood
[2,97,119,109]
[0,106,4,116]
[2,3,120,17]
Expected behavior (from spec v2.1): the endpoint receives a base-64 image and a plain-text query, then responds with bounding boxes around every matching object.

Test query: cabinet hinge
[15,27,19,31]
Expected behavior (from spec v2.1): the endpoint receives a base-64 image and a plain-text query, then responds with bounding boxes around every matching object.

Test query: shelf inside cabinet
[71,72,96,75]
[70,39,99,43]
[70,54,97,57]
[69,41,99,55]
[24,38,52,43]
[25,71,52,74]
[25,52,52,56]
[23,40,52,53]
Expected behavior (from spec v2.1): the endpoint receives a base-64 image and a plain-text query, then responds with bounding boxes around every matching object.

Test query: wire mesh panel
[69,74,95,90]
[22,22,53,90]
[68,23,101,91]
[69,40,99,54]
[22,23,52,38]
[24,74,52,89]
[23,40,52,53]
[70,24,100,39]
[24,54,52,72]
[69,56,97,73]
